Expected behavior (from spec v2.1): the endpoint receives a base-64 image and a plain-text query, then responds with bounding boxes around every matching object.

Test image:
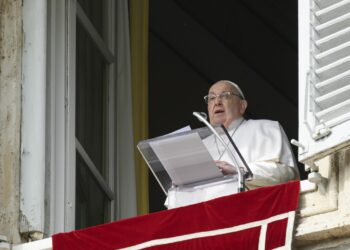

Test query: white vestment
[166,118,299,209]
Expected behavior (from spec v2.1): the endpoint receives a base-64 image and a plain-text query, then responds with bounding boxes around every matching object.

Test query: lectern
[137,124,251,209]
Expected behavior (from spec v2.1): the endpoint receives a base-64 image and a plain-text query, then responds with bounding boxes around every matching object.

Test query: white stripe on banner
[283,211,296,250]
[258,224,267,250]
[119,212,294,250]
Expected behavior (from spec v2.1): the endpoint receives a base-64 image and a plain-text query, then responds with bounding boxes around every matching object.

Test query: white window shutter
[298,0,350,163]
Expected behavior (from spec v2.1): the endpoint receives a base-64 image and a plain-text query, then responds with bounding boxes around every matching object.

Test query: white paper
[149,132,223,186]
[167,125,191,135]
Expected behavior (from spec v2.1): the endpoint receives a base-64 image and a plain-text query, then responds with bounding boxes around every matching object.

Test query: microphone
[193,111,245,192]
[193,111,252,177]
[199,112,207,120]
[219,124,253,178]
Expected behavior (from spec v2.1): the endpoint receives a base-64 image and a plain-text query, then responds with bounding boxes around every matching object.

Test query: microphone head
[193,111,208,123]
[200,112,208,120]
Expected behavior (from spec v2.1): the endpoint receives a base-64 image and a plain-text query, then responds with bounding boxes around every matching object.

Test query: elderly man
[165,80,298,208]
[204,80,299,190]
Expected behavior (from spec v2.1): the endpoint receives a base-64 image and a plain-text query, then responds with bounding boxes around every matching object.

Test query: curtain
[129,0,149,214]
[116,0,137,218]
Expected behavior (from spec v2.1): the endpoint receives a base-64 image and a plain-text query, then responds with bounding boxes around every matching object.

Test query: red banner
[53,181,299,250]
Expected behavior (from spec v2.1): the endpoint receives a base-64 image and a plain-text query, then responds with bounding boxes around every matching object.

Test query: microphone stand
[220,124,253,178]
[193,112,247,193]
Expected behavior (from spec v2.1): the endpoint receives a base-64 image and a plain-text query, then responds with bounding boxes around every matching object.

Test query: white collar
[227,117,245,131]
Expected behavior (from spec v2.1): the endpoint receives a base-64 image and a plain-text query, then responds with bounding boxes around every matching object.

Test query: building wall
[295,147,350,249]
[0,0,22,244]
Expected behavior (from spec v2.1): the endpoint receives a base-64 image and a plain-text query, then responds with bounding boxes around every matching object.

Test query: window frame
[46,0,116,232]
[298,0,350,165]
[75,0,116,227]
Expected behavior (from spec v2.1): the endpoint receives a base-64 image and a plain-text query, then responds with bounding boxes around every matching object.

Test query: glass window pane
[76,152,109,229]
[76,20,107,177]
[77,0,106,40]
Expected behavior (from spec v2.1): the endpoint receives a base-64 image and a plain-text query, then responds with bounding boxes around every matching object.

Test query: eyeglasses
[203,91,242,104]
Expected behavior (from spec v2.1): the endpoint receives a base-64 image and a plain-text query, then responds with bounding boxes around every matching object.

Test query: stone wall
[295,148,350,249]
[0,0,22,245]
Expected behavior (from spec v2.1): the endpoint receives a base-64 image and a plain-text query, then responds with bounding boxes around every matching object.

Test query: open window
[20,0,121,235]
[74,0,116,230]
[49,0,117,230]
[298,0,350,165]
[296,0,350,227]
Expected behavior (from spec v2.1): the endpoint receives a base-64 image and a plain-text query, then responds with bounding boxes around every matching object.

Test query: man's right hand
[215,160,237,175]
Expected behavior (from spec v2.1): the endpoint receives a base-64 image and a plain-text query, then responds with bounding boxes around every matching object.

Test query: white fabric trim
[120,212,292,250]
[259,224,267,250]
[284,211,296,250]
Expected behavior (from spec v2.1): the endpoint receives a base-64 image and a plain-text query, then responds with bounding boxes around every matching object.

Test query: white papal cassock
[166,117,299,209]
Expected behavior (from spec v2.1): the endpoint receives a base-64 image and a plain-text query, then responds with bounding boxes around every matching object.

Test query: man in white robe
[166,80,299,208]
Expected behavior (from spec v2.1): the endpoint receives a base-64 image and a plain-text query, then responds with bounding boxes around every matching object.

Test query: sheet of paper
[166,125,191,135]
[149,132,222,186]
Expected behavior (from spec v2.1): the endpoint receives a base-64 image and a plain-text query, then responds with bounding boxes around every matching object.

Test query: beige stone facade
[294,149,350,249]
[0,0,22,245]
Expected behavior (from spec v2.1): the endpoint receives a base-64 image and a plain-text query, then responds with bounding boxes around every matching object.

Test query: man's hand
[215,160,237,175]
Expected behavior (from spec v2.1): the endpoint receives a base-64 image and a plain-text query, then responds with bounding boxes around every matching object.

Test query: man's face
[207,82,247,128]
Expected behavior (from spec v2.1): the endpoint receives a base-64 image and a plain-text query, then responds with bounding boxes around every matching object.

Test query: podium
[137,125,250,208]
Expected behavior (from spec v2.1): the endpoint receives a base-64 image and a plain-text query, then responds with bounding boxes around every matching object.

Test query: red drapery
[53,181,299,250]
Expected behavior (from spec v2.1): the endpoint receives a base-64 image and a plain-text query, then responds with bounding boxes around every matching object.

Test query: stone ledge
[295,211,350,247]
